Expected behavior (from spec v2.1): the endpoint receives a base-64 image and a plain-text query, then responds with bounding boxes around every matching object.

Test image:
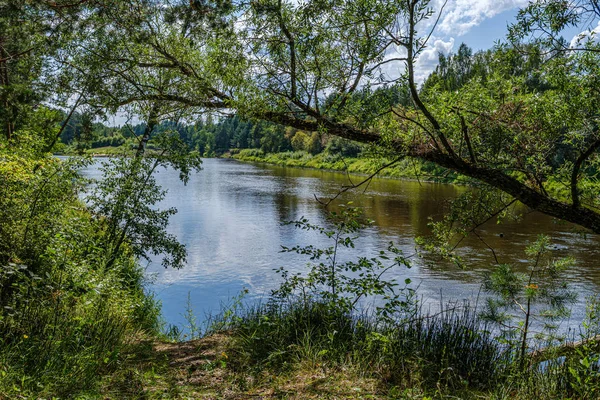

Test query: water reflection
[82,158,599,329]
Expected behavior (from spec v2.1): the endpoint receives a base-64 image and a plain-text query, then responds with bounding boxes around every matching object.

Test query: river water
[83,158,600,331]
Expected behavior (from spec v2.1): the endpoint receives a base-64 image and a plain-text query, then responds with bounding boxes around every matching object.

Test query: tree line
[2,0,600,397]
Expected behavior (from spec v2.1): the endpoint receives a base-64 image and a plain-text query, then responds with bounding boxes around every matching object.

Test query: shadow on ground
[100,333,384,399]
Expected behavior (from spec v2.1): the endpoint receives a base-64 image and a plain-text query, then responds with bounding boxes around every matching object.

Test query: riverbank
[5,155,599,399]
[0,153,163,398]
[97,333,383,399]
[57,146,159,157]
[60,144,467,184]
[91,299,600,400]
[231,149,471,184]
[59,145,472,183]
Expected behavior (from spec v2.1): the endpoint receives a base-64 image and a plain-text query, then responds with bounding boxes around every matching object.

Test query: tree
[0,0,100,151]
[41,0,600,234]
[508,0,600,54]
[87,130,202,270]
[482,236,576,364]
[275,206,412,321]
[69,0,600,233]
[230,0,600,233]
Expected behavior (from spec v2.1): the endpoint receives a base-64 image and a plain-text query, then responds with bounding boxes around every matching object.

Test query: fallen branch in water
[530,334,600,364]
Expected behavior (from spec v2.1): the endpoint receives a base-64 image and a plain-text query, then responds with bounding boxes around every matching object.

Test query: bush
[0,144,163,397]
[221,209,600,398]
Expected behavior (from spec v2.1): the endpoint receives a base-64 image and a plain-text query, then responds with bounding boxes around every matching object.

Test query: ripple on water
[81,158,600,331]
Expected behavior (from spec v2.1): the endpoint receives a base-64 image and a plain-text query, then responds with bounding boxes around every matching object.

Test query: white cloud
[414,37,455,82]
[375,37,454,84]
[402,0,529,82]
[570,21,600,48]
[429,0,529,36]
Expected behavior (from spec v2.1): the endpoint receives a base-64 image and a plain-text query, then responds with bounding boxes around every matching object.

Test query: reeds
[219,296,600,398]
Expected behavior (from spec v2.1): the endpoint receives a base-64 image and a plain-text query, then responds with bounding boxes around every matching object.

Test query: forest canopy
[2,0,600,234]
[4,1,600,397]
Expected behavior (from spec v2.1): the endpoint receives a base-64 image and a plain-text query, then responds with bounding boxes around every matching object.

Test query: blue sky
[410,1,588,80]
[407,1,530,81]
[110,1,588,125]
[459,9,520,50]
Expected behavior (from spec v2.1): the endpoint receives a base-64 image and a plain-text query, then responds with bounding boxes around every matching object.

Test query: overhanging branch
[571,137,600,208]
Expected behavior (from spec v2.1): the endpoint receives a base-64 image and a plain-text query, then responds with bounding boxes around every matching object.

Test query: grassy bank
[80,145,132,156]
[91,332,383,399]
[60,145,468,184]
[58,145,160,157]
[169,207,598,400]
[232,149,471,183]
[85,297,600,399]
[5,148,597,399]
[0,151,163,398]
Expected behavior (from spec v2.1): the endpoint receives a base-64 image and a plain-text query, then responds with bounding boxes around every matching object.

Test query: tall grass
[216,295,600,398]
[222,297,504,393]
[384,304,507,391]
[0,257,161,398]
[0,154,163,398]
[233,148,471,183]
[210,207,600,398]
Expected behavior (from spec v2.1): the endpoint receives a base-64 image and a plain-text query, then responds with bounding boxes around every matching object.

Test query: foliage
[0,111,202,397]
[481,235,577,362]
[325,136,364,158]
[218,209,507,396]
[274,206,413,321]
[89,157,183,269]
[7,0,600,232]
[0,138,163,397]
[0,1,79,143]
[4,0,600,398]
[215,211,597,398]
[85,127,202,270]
[54,0,600,234]
[0,151,88,268]
[416,185,518,264]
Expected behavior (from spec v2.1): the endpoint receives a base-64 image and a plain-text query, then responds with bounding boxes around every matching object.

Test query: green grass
[232,149,471,183]
[7,145,598,399]
[205,296,600,399]
[0,247,162,398]
[13,294,590,399]
[85,145,133,155]
[0,153,163,398]
[223,299,504,396]
[97,333,386,399]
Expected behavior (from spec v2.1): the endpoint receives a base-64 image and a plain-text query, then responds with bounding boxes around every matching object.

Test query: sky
[413,0,590,79]
[410,0,529,81]
[110,1,585,126]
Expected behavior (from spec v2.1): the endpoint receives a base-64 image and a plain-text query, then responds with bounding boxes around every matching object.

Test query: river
[83,158,600,332]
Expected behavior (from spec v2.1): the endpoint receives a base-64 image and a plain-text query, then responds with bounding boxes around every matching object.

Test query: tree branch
[571,137,600,208]
[118,94,226,109]
[44,90,85,152]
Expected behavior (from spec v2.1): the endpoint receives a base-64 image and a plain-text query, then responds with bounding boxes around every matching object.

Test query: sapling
[273,204,413,323]
[481,235,576,364]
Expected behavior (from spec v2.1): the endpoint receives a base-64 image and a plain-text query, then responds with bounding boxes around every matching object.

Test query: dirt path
[101,333,383,399]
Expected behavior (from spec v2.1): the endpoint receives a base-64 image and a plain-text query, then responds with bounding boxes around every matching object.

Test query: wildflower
[23,335,28,339]
[221,352,228,359]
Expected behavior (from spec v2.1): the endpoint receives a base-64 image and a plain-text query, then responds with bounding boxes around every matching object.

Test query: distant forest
[58,103,373,158]
[59,42,575,167]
